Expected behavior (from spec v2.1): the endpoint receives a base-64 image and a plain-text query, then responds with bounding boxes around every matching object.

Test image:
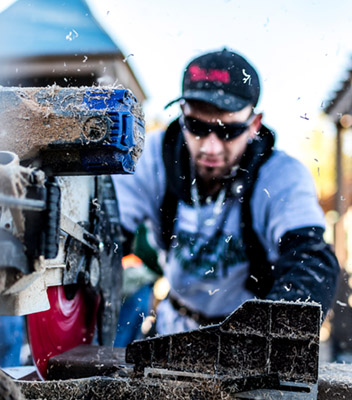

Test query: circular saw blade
[27,285,99,380]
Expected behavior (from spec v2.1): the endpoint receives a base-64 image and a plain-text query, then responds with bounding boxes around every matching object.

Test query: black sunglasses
[180,114,254,141]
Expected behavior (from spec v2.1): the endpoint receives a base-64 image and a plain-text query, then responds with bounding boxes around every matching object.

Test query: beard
[195,165,230,196]
[196,162,232,182]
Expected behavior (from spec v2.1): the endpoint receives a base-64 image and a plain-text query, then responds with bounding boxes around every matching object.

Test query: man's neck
[196,177,223,200]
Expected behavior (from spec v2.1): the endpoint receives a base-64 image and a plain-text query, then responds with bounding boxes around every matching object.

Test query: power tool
[0,86,145,379]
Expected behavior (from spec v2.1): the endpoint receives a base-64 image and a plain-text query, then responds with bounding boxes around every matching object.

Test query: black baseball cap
[166,48,260,111]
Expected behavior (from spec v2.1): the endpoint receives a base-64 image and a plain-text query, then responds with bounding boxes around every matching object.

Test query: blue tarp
[0,0,119,59]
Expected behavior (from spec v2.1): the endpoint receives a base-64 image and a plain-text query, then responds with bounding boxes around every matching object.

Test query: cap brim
[164,97,183,109]
[165,90,251,111]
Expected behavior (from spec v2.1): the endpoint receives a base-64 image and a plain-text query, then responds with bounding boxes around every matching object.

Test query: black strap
[239,130,275,298]
[160,187,178,251]
[161,118,191,249]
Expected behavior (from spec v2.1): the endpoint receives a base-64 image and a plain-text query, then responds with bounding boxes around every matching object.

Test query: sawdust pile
[0,87,85,162]
[0,369,24,400]
[131,103,145,168]
[18,375,234,400]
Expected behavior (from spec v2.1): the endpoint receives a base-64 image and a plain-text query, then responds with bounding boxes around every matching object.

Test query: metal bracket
[126,299,321,399]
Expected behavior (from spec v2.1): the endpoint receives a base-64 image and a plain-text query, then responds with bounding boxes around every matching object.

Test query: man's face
[181,102,262,184]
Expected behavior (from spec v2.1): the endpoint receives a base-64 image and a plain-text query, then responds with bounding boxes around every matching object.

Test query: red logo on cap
[189,65,230,83]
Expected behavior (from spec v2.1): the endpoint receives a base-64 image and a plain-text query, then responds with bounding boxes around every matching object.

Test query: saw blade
[27,285,100,380]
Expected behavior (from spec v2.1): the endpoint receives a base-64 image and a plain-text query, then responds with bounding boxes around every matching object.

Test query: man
[112,48,339,335]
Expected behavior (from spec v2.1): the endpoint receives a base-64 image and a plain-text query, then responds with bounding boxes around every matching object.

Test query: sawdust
[0,87,86,162]
[17,365,352,399]
[318,362,352,399]
[18,375,234,399]
[131,107,145,167]
[0,369,24,400]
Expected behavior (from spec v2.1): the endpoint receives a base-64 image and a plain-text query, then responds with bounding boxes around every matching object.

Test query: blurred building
[324,66,352,215]
[0,0,146,102]
[323,62,352,362]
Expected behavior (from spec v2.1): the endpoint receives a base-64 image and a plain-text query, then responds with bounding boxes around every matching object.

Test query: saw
[0,86,145,379]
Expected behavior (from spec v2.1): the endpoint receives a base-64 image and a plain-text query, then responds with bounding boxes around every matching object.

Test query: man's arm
[266,226,340,317]
[112,130,167,252]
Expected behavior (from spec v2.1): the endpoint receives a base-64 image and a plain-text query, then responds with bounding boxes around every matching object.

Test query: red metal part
[27,285,99,380]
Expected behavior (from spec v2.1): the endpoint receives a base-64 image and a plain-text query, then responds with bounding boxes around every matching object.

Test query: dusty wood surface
[0,87,84,161]
[46,346,130,381]
[6,363,351,400]
[318,363,352,400]
[0,369,24,400]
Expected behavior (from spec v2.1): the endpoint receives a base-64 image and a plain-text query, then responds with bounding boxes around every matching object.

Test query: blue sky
[2,0,352,156]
